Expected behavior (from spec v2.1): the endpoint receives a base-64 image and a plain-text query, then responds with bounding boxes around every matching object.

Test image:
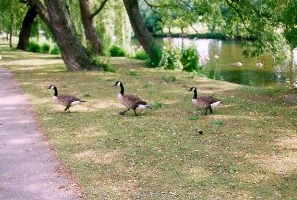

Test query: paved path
[0,66,83,200]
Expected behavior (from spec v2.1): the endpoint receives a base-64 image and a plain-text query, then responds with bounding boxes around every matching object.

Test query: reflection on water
[164,38,297,87]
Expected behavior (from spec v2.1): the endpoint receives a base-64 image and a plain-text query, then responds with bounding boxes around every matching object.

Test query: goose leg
[133,109,138,116]
[209,107,213,114]
[204,108,208,115]
[64,106,70,113]
[119,108,130,115]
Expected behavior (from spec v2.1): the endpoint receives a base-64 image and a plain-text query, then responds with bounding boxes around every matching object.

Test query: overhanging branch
[90,0,108,19]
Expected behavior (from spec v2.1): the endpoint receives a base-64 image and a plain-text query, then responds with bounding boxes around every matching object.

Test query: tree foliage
[140,0,296,61]
[1,0,297,70]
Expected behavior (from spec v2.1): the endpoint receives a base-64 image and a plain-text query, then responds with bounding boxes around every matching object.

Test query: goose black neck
[119,83,124,95]
[192,89,197,99]
[53,86,58,97]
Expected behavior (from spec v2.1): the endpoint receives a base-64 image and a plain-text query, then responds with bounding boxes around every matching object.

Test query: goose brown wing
[124,94,141,102]
[208,96,220,104]
[199,96,220,104]
[59,94,81,106]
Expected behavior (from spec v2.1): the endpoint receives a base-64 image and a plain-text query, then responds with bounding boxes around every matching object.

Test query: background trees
[0,0,26,47]
[1,0,296,71]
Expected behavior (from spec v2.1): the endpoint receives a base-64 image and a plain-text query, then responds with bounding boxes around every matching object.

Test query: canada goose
[230,61,243,67]
[256,62,264,68]
[188,87,221,115]
[114,81,149,116]
[48,85,86,112]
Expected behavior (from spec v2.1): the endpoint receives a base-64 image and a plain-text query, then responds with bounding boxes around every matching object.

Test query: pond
[164,38,297,87]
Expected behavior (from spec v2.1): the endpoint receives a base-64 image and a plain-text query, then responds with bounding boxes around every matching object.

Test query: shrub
[49,45,60,55]
[109,45,126,57]
[28,41,40,52]
[41,43,50,53]
[148,44,163,67]
[134,50,149,60]
[91,56,116,72]
[161,45,182,70]
[181,46,199,72]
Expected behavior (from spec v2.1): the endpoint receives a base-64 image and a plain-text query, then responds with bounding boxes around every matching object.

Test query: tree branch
[27,0,50,25]
[224,0,252,33]
[90,0,108,19]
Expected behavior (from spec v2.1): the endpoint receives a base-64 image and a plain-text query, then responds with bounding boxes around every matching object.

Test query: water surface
[165,38,297,87]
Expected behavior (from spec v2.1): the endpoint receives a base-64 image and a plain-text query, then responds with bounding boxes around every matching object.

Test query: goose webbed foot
[119,108,130,115]
[119,111,126,115]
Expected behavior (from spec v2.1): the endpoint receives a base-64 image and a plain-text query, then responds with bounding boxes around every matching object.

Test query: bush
[28,41,41,52]
[181,46,199,72]
[109,45,126,57]
[91,56,116,72]
[28,40,60,55]
[49,45,60,55]
[148,44,163,67]
[134,50,149,60]
[161,45,182,70]
[41,43,50,53]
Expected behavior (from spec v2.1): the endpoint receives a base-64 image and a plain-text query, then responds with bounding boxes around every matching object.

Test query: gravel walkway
[0,66,83,200]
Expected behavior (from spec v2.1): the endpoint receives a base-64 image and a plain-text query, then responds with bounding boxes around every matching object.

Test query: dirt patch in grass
[251,136,297,174]
[74,149,120,164]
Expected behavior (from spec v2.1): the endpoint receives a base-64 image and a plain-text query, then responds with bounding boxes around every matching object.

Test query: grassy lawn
[1,49,296,200]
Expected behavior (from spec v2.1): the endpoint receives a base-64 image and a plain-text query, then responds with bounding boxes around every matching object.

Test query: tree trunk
[9,13,14,47]
[30,0,94,71]
[79,0,103,55]
[123,0,163,67]
[17,7,37,50]
[44,0,94,71]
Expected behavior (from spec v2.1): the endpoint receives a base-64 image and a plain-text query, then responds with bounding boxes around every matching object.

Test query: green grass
[1,49,297,200]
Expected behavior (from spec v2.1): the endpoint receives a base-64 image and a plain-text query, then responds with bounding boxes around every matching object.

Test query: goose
[256,61,264,68]
[188,87,221,115]
[48,85,86,112]
[230,61,243,67]
[114,81,149,116]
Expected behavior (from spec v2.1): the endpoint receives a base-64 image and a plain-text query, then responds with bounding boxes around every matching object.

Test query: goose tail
[211,100,221,108]
[137,104,150,109]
